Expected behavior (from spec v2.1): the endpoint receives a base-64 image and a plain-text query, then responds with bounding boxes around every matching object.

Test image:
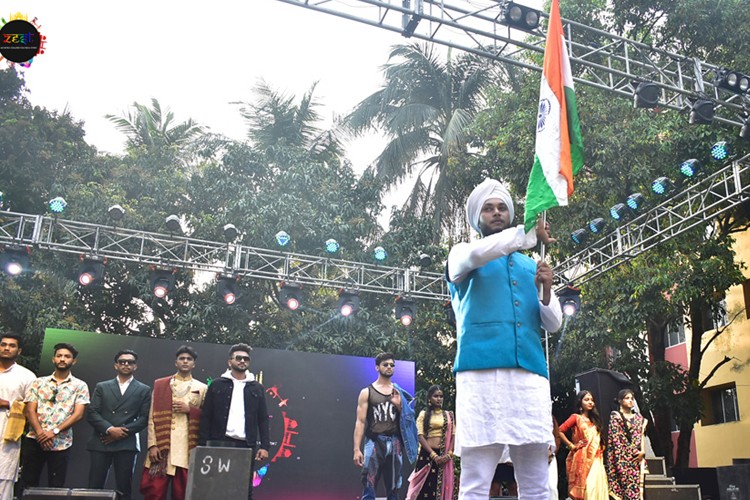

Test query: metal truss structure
[1,152,747,300]
[0,212,449,301]
[554,153,750,287]
[273,0,750,128]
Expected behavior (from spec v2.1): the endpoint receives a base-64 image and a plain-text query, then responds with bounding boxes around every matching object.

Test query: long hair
[423,385,443,436]
[574,390,603,437]
[616,388,636,442]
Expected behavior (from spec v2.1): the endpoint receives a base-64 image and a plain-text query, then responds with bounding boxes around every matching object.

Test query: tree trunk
[646,319,674,466]
[674,299,709,468]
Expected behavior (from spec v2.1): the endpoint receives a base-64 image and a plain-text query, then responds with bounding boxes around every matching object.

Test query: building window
[701,384,740,426]
[665,319,685,348]
[713,299,729,329]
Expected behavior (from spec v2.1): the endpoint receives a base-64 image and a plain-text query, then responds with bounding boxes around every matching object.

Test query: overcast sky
[14,0,403,169]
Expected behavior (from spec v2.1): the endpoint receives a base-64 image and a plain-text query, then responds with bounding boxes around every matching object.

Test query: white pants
[458,443,550,500]
[548,455,558,500]
[0,479,14,500]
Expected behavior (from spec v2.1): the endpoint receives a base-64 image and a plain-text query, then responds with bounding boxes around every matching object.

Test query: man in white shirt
[0,333,36,500]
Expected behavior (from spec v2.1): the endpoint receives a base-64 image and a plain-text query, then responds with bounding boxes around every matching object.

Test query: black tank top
[365,385,400,437]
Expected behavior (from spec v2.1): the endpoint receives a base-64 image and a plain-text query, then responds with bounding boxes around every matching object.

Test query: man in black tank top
[353,352,403,500]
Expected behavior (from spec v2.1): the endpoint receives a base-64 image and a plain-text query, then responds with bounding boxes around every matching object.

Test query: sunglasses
[49,386,59,403]
[381,362,395,367]
[233,355,250,362]
[117,359,136,365]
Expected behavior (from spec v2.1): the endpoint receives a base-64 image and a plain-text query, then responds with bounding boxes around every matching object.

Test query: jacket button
[509,261,514,267]
[514,300,520,306]
[512,280,517,286]
[517,322,522,327]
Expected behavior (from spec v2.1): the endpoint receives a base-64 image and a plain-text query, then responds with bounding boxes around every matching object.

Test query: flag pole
[539,211,550,378]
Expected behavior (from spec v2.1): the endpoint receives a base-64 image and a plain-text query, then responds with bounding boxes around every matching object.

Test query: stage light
[679,159,703,178]
[165,215,182,234]
[714,69,750,94]
[689,99,714,125]
[278,282,302,311]
[337,289,360,317]
[610,203,629,222]
[741,117,750,140]
[1,245,30,276]
[571,229,588,245]
[149,267,176,299]
[633,82,660,108]
[48,196,67,214]
[78,255,106,286]
[443,300,456,328]
[223,223,239,241]
[626,193,646,212]
[108,204,125,221]
[373,246,387,262]
[504,2,541,32]
[325,239,339,254]
[710,141,734,161]
[651,177,674,195]
[275,231,291,247]
[588,218,606,234]
[419,253,432,267]
[558,284,582,316]
[217,274,238,305]
[395,296,416,326]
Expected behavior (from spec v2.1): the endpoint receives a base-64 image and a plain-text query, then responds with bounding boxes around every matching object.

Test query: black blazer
[198,376,270,450]
[86,378,152,452]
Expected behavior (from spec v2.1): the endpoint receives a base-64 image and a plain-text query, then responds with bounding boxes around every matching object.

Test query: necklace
[170,377,193,399]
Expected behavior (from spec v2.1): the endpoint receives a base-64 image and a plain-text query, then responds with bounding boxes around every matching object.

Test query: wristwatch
[52,427,60,435]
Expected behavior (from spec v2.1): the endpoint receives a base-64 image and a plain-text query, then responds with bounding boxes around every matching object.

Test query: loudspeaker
[645,484,702,500]
[575,368,633,429]
[23,488,118,499]
[673,467,718,500]
[717,464,750,500]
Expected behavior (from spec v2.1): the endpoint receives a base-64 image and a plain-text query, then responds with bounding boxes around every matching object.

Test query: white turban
[466,178,514,235]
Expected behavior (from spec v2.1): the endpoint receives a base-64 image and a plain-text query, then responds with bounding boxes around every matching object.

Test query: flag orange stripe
[544,0,574,195]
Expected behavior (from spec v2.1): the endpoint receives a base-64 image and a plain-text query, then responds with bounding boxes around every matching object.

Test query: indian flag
[524,0,584,232]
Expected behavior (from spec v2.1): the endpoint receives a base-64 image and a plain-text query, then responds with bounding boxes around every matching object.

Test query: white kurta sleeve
[447,225,537,284]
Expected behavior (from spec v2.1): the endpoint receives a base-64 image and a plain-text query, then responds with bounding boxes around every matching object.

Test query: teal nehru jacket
[448,251,547,378]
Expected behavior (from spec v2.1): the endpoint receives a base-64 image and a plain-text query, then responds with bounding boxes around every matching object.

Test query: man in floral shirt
[20,342,90,492]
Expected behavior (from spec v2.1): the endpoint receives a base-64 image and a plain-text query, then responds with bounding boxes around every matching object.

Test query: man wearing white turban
[447,178,562,500]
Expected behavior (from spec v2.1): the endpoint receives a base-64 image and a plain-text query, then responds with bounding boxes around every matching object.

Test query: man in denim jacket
[353,352,417,500]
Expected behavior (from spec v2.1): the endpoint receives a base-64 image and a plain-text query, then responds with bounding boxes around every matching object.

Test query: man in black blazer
[86,349,151,500]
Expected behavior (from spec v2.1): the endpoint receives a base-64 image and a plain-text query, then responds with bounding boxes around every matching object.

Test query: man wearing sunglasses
[86,350,151,500]
[199,343,270,500]
[20,343,90,493]
[353,352,418,500]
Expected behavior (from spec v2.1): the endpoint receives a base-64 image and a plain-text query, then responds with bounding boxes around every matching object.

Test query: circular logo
[0,20,41,63]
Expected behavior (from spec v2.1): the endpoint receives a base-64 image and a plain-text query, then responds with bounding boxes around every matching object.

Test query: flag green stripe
[565,86,584,175]
[524,154,560,232]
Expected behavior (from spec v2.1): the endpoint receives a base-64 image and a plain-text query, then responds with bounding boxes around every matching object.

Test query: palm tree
[235,79,344,164]
[345,43,496,239]
[106,98,205,150]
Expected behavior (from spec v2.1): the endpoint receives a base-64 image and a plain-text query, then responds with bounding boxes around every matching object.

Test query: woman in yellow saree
[558,391,608,500]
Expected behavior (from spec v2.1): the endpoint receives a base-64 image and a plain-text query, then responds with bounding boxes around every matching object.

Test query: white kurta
[448,224,562,454]
[0,363,36,481]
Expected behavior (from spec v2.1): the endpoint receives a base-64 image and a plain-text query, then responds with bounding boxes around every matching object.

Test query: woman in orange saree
[558,391,608,500]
